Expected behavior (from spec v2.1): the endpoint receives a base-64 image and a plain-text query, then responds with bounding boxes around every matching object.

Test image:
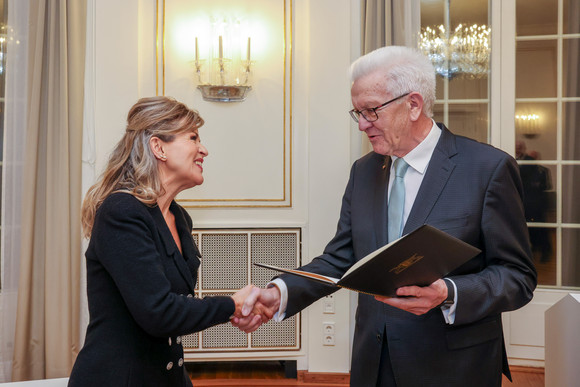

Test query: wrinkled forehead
[351,71,392,103]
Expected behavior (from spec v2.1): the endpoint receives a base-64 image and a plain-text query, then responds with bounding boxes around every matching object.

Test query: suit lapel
[374,156,391,247]
[404,125,457,233]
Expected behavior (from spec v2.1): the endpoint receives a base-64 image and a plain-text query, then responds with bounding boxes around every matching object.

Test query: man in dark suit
[234,46,537,386]
[516,140,553,262]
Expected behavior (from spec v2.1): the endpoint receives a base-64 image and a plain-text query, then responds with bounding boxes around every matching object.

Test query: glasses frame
[349,92,410,123]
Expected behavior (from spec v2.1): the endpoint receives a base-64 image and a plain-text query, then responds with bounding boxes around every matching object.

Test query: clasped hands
[230,285,281,333]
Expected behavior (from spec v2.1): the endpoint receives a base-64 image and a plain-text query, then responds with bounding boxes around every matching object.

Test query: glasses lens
[349,110,360,123]
[361,109,378,122]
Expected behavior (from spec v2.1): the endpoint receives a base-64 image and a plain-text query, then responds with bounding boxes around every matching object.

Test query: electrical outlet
[323,334,335,346]
[323,322,335,335]
[323,295,335,314]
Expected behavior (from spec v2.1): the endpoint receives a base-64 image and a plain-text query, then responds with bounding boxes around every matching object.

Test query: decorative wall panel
[156,0,293,208]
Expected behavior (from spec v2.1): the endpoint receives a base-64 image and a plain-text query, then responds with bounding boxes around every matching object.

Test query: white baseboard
[508,357,545,368]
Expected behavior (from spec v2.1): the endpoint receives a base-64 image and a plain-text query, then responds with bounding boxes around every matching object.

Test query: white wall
[90,0,361,374]
[301,0,356,373]
[94,0,141,174]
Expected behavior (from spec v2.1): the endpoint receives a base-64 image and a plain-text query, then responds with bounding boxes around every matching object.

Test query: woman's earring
[158,154,167,161]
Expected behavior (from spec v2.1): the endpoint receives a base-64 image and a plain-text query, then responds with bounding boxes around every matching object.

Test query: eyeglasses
[349,93,410,123]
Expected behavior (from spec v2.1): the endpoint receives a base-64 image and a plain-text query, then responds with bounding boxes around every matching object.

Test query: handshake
[230,284,282,333]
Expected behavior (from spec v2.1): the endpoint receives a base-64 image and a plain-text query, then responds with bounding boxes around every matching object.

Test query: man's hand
[231,286,281,333]
[374,279,448,315]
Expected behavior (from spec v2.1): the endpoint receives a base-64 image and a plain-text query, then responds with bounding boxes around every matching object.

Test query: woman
[68,96,262,387]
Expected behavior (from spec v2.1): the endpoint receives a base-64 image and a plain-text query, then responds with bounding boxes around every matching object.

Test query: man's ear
[408,92,424,121]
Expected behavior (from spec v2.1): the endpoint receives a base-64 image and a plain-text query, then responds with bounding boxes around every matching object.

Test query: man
[235,46,537,386]
[516,140,553,262]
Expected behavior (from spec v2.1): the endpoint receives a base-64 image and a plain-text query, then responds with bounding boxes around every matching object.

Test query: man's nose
[358,116,373,131]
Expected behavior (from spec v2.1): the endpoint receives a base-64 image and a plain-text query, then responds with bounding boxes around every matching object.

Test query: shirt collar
[391,120,441,174]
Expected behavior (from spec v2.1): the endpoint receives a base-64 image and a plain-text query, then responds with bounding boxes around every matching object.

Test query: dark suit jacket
[69,193,234,387]
[281,125,537,387]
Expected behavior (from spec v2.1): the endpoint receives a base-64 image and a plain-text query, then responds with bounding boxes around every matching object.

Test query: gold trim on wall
[155,0,293,208]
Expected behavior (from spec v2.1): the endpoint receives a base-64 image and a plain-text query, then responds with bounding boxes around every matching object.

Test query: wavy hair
[81,96,204,238]
[349,46,436,117]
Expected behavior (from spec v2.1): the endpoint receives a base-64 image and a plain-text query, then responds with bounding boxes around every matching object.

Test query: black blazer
[281,125,537,387]
[69,193,234,387]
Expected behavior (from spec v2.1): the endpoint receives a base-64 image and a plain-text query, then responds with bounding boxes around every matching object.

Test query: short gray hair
[349,46,436,117]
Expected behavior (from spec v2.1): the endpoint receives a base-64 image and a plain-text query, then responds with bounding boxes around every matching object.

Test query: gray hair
[349,46,436,117]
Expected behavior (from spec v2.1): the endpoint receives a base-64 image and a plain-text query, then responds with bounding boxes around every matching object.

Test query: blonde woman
[69,96,263,387]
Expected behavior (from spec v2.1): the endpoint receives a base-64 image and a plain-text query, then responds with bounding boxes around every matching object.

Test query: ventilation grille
[200,233,248,290]
[183,228,301,354]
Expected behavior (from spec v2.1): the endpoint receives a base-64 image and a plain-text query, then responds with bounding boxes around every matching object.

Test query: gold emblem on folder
[389,253,425,274]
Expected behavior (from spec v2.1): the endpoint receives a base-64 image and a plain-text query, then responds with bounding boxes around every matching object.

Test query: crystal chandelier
[419,23,491,79]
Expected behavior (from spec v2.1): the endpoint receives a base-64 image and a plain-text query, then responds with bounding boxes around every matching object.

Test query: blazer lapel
[374,156,391,247]
[172,201,201,276]
[150,204,197,293]
[404,125,457,233]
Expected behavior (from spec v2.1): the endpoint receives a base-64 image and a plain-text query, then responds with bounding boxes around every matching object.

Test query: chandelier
[419,23,491,79]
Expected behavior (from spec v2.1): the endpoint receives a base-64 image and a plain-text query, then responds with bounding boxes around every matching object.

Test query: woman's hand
[231,285,259,317]
[230,285,262,333]
[230,285,280,333]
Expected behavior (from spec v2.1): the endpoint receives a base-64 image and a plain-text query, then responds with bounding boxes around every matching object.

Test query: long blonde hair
[81,96,204,238]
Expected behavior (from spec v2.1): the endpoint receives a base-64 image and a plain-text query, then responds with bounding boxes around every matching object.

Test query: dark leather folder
[255,224,481,297]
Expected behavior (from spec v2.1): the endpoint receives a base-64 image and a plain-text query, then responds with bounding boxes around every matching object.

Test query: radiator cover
[183,228,301,354]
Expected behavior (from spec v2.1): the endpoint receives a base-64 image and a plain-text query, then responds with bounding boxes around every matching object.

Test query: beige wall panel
[157,0,292,207]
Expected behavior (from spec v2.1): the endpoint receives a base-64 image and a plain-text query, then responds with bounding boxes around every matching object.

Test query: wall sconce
[516,114,541,139]
[193,18,253,102]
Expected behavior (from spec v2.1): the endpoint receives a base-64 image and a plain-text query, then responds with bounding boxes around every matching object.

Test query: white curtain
[360,0,420,156]
[11,0,85,379]
[80,0,96,343]
[0,0,29,382]
[362,0,420,54]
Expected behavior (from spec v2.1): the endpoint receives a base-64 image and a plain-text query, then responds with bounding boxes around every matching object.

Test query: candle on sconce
[247,37,251,61]
[218,35,223,60]
[195,37,199,61]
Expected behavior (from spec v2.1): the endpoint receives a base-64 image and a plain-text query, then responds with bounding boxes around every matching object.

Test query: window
[420,0,491,144]
[515,0,580,289]
[421,0,580,291]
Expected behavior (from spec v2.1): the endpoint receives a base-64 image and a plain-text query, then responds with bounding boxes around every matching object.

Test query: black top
[69,193,234,387]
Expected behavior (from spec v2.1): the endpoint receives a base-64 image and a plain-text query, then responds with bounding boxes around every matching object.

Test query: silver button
[178,358,184,367]
[166,362,173,370]
[168,337,172,346]
[176,336,181,344]
[187,294,193,298]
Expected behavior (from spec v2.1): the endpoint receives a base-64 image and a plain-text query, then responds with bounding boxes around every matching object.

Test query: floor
[188,361,545,387]
[502,367,544,386]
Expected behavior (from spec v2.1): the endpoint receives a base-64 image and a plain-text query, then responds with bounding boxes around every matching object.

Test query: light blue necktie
[388,158,409,243]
